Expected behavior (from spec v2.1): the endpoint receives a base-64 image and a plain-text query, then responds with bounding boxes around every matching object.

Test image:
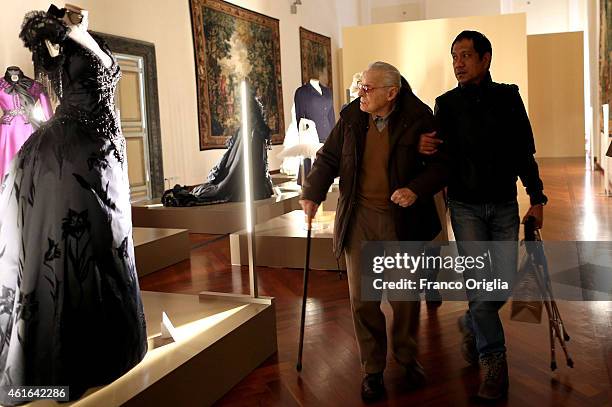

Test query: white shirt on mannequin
[309,79,322,95]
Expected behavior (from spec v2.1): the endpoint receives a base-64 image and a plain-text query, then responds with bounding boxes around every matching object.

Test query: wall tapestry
[190,0,285,149]
[601,0,612,135]
[299,27,333,94]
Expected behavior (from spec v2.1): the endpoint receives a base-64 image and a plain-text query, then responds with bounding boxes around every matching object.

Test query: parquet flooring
[139,158,612,406]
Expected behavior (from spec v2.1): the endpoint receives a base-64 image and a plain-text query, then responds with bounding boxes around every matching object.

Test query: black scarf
[3,68,36,108]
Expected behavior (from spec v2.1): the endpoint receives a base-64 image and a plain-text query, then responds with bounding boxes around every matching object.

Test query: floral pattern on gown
[0,11,147,405]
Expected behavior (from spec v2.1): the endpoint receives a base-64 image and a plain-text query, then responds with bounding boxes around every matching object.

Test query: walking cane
[296,214,313,372]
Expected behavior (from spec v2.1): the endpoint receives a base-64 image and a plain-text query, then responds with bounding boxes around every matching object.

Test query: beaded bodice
[53,37,125,163]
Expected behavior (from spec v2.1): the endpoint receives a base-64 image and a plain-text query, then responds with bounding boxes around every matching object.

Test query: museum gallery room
[0,0,611,406]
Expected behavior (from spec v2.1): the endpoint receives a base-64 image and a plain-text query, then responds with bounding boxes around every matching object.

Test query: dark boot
[425,288,442,308]
[457,315,478,365]
[361,372,385,402]
[478,352,509,400]
[404,360,426,389]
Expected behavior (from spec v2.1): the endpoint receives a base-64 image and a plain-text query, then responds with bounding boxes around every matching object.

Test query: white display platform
[276,180,339,211]
[271,172,296,185]
[24,291,276,407]
[131,192,301,234]
[133,227,190,277]
[230,210,345,271]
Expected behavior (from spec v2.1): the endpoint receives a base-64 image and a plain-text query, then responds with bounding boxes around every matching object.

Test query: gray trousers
[344,204,420,374]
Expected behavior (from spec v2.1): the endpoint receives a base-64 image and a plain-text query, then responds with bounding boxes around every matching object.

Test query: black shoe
[425,289,442,308]
[426,299,442,308]
[457,315,479,365]
[478,352,509,400]
[404,360,426,389]
[361,372,385,402]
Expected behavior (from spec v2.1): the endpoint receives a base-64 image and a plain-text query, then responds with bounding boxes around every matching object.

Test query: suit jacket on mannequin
[294,82,335,142]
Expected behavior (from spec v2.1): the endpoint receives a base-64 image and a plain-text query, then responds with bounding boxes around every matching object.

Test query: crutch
[296,215,313,372]
[529,225,573,370]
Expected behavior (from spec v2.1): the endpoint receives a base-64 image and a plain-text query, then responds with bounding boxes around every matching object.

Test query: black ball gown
[0,11,147,405]
[161,90,274,207]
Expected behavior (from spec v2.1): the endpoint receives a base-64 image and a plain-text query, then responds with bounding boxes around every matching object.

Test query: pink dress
[0,77,53,178]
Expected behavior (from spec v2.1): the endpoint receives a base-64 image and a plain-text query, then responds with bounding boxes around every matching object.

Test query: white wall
[336,0,362,34]
[425,0,501,19]
[372,3,422,24]
[510,0,570,34]
[0,1,53,75]
[364,0,588,36]
[0,0,360,187]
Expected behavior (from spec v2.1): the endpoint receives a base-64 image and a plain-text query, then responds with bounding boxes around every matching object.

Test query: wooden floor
[139,158,612,406]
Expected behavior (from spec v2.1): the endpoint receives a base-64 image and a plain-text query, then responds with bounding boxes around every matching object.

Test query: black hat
[47,4,66,18]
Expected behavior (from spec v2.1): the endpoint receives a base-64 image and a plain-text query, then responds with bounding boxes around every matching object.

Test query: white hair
[367,61,401,87]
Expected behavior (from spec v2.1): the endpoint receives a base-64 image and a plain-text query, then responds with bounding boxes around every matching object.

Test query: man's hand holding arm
[407,106,449,200]
[418,131,443,156]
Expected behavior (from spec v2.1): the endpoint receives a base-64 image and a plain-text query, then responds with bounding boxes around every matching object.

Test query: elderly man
[300,61,447,402]
[420,31,547,400]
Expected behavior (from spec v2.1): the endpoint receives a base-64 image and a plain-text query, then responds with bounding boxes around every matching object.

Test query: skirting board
[230,210,346,271]
[133,227,190,277]
[131,192,301,234]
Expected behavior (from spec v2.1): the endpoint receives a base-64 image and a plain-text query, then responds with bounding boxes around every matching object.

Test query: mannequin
[0,66,53,177]
[6,66,21,83]
[0,7,148,404]
[162,86,274,207]
[294,75,335,142]
[45,4,112,69]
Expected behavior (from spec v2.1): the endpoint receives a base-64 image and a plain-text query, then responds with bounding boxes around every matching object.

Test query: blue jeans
[449,199,519,356]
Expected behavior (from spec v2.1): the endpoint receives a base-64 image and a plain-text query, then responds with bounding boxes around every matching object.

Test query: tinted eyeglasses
[357,82,394,94]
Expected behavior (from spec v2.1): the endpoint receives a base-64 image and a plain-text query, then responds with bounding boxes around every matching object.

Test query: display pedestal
[24,291,277,407]
[271,172,296,185]
[133,227,190,276]
[131,192,300,234]
[276,180,340,211]
[230,210,346,270]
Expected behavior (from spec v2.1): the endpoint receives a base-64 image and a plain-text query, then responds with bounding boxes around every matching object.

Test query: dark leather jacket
[302,84,448,257]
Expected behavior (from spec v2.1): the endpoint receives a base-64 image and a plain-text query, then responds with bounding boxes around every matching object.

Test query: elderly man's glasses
[357,82,393,94]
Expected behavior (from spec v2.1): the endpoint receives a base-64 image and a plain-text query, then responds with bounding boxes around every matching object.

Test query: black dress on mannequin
[161,92,274,207]
[294,82,335,142]
[0,10,147,405]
